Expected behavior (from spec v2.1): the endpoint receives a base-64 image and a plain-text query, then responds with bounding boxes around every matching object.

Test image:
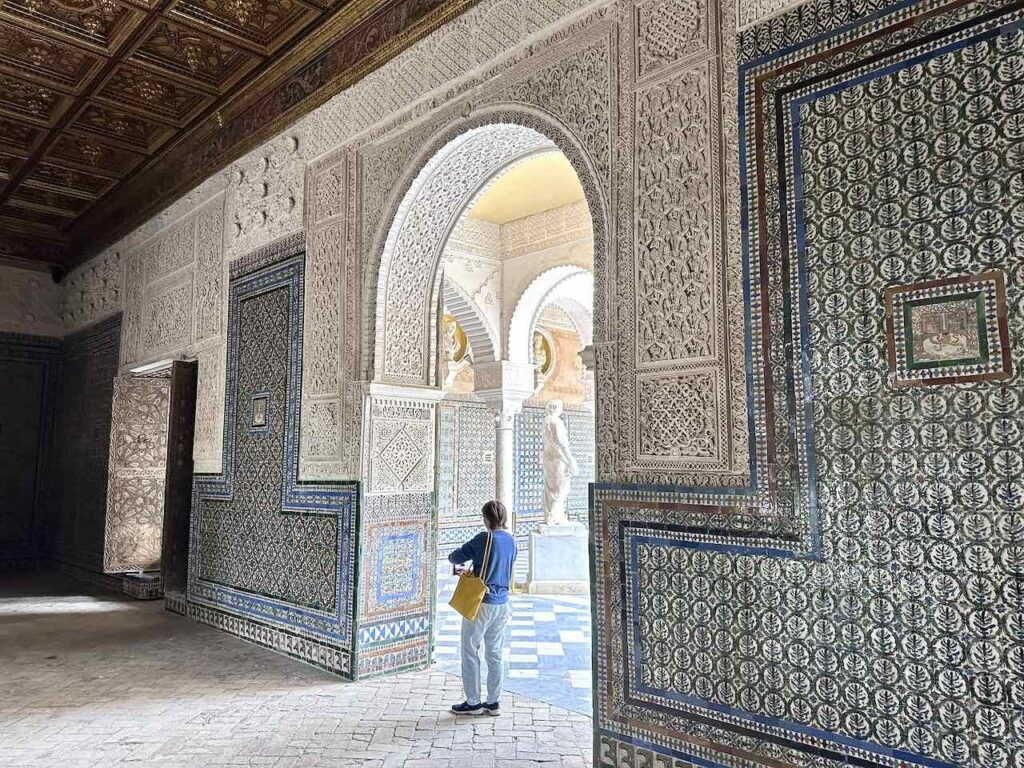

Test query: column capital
[474,360,535,427]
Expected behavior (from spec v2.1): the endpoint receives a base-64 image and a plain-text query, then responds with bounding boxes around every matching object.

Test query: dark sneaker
[451,701,485,715]
[482,702,501,716]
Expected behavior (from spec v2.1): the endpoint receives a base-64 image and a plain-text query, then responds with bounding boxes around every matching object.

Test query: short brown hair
[482,500,508,530]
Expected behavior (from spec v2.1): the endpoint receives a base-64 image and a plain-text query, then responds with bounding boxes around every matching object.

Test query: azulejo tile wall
[186,237,360,678]
[436,399,497,551]
[356,491,433,678]
[595,1,1024,766]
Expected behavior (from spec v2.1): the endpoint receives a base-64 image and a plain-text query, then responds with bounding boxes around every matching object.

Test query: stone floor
[0,572,592,768]
[433,566,592,716]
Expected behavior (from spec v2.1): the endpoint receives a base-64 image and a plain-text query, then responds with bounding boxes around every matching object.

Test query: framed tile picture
[884,271,1012,388]
[250,393,270,432]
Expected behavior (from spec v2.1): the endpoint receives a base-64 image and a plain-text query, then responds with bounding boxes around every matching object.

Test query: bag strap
[479,531,493,584]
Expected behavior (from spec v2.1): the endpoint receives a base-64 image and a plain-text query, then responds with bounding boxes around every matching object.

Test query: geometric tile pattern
[436,400,496,550]
[596,1,1024,766]
[355,488,434,679]
[885,271,1011,387]
[187,245,359,678]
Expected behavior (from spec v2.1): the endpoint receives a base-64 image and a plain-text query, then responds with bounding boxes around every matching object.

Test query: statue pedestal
[526,522,589,594]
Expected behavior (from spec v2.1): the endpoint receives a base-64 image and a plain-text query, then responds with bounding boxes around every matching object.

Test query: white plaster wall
[0,265,64,337]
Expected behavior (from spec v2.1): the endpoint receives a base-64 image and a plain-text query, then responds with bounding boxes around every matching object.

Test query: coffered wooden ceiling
[0,0,475,271]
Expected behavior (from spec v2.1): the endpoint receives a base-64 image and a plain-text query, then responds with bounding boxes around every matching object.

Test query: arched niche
[507,266,594,365]
[368,108,608,387]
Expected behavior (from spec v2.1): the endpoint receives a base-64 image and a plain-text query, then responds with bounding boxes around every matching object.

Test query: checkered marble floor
[432,563,593,716]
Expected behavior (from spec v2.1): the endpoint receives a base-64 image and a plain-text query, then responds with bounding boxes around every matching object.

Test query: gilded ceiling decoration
[0,0,478,270]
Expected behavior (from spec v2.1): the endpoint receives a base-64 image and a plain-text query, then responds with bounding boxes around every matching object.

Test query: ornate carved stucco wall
[0,266,63,337]
[57,0,609,488]
[58,0,1024,764]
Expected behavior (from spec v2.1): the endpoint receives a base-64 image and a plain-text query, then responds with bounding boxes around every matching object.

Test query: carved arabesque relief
[610,0,748,485]
[367,398,435,493]
[373,124,555,385]
[62,247,122,333]
[226,131,305,261]
[103,376,171,573]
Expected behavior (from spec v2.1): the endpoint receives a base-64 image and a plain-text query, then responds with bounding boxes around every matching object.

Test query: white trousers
[460,602,511,705]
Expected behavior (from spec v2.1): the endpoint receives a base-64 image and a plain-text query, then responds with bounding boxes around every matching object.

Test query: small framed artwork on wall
[884,271,1012,388]
[250,393,270,432]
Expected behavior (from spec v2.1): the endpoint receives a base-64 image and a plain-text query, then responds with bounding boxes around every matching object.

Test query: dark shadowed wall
[51,314,121,577]
[0,333,60,568]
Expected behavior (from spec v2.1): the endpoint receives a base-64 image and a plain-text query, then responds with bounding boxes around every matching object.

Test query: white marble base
[526,522,589,595]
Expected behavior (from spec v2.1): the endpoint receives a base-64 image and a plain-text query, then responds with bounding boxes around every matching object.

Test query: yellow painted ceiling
[468,153,585,224]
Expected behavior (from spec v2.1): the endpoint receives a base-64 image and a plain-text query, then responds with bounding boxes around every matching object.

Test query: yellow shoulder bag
[449,532,492,621]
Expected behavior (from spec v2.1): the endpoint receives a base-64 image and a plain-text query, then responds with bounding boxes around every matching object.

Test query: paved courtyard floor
[0,572,592,768]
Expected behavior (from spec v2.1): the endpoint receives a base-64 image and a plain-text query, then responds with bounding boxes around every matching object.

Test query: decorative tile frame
[884,271,1011,387]
[187,236,360,678]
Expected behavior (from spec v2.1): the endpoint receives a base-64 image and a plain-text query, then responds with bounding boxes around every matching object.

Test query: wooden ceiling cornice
[0,0,478,271]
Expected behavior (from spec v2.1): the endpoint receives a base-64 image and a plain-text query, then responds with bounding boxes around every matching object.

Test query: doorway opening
[430,150,596,715]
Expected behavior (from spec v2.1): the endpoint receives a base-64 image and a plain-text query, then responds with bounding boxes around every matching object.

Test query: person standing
[448,500,517,716]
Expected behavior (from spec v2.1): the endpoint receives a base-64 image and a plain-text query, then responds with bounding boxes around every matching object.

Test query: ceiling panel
[0,0,147,53]
[133,18,261,92]
[46,131,145,176]
[25,161,115,197]
[0,19,104,93]
[0,72,71,125]
[94,63,213,125]
[169,0,319,54]
[0,0,478,269]
[70,102,175,152]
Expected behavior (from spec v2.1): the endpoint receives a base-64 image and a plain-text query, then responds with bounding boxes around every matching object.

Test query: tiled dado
[186,240,359,679]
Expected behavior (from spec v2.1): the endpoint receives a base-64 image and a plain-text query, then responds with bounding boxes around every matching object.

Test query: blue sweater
[448,530,517,604]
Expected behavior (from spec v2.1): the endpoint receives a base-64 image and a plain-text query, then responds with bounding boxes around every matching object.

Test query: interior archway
[367,112,602,716]
[368,110,607,387]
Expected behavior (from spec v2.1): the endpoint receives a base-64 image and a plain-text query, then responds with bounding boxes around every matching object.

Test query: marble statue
[542,399,578,526]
